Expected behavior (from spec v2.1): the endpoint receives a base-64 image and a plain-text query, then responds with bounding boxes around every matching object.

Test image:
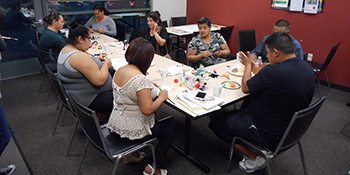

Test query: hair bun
[155,10,161,17]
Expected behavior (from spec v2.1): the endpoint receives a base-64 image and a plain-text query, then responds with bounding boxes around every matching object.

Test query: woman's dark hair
[66,24,90,45]
[93,4,109,16]
[125,37,155,75]
[43,12,62,26]
[198,17,211,27]
[147,11,161,25]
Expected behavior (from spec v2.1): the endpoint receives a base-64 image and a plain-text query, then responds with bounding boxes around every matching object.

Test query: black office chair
[307,42,341,90]
[48,49,58,68]
[36,31,41,45]
[228,96,326,175]
[129,28,144,43]
[219,25,234,43]
[171,16,187,26]
[160,20,168,28]
[303,53,308,61]
[45,64,80,156]
[67,92,158,175]
[237,29,256,52]
[30,40,50,93]
[115,22,127,41]
[29,40,46,73]
[169,16,189,62]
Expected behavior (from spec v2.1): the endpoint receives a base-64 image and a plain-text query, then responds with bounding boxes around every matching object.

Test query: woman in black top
[143,11,168,56]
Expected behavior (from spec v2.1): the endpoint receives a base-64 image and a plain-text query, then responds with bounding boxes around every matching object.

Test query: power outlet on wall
[307,53,313,61]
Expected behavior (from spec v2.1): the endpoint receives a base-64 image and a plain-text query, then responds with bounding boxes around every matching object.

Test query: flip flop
[122,151,146,164]
[142,164,167,175]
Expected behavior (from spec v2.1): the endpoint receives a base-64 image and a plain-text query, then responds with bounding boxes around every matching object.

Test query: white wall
[151,0,186,26]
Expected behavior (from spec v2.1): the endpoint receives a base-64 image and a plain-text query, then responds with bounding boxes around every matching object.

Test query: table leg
[185,117,191,154]
[171,117,210,173]
[175,36,180,61]
[133,17,136,28]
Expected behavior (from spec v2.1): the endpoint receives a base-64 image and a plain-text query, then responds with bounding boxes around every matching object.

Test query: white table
[166,24,225,37]
[88,33,248,173]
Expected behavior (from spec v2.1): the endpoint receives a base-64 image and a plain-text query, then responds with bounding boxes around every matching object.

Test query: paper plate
[228,62,245,76]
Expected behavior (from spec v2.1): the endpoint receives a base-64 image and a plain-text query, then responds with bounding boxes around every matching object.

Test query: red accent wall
[187,0,350,87]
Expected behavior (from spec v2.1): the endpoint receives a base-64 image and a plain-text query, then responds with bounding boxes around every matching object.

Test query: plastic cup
[236,52,242,62]
[213,84,222,97]
[159,69,168,82]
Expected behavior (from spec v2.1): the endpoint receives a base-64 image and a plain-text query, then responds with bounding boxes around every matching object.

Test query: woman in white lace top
[107,37,175,175]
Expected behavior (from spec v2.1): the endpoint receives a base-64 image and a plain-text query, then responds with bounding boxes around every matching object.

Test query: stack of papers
[177,91,224,116]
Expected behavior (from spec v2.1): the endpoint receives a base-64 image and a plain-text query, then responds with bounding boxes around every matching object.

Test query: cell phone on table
[194,91,207,100]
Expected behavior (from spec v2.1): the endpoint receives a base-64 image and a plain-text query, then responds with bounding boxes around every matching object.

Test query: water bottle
[257,56,262,66]
[179,66,185,80]
[123,40,127,50]
[103,41,108,53]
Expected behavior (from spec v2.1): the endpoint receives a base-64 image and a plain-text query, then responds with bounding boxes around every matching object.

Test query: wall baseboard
[0,57,42,80]
[317,79,350,92]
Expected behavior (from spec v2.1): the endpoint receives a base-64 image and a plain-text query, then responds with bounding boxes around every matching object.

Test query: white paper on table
[116,50,126,55]
[183,90,225,110]
[165,65,182,76]
[110,42,124,48]
[304,0,319,14]
[290,0,303,12]
[172,25,221,33]
[177,93,221,116]
[111,59,128,71]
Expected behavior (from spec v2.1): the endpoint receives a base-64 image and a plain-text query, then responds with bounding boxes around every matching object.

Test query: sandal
[122,151,145,164]
[143,164,167,175]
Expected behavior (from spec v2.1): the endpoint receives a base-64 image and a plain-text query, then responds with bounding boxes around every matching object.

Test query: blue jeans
[0,101,10,156]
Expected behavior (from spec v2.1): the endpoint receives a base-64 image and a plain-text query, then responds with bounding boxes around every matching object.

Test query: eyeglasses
[90,36,100,40]
[92,40,98,46]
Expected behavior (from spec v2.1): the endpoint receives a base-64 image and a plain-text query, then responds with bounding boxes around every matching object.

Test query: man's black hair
[274,19,290,32]
[265,32,294,54]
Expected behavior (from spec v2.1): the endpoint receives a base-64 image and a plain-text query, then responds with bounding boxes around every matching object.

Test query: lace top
[107,74,159,140]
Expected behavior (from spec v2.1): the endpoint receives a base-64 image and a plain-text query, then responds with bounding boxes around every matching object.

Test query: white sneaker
[0,164,16,175]
[239,156,266,173]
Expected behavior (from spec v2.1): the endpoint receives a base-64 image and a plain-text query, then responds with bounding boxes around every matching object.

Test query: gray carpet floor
[1,73,349,175]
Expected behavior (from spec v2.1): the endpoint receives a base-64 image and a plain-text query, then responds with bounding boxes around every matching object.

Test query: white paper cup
[213,84,222,97]
[159,69,168,82]
[236,52,242,62]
